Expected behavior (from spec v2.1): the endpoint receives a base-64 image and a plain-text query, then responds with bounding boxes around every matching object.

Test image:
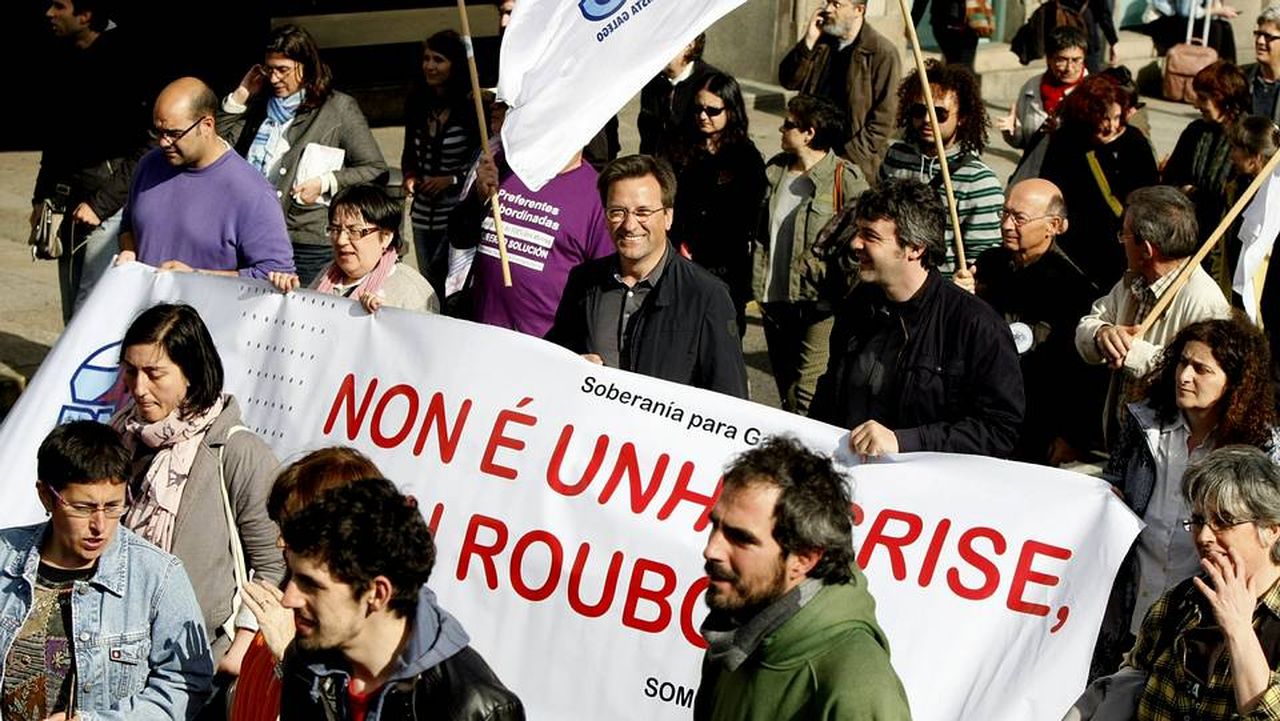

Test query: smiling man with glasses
[1247,6,1280,123]
[115,76,295,281]
[778,0,900,179]
[547,154,748,397]
[0,421,212,721]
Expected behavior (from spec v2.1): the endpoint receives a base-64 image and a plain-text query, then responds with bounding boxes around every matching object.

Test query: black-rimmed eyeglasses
[149,117,205,144]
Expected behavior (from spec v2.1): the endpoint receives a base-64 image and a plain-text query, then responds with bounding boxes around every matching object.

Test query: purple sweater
[471,159,613,337]
[124,147,295,278]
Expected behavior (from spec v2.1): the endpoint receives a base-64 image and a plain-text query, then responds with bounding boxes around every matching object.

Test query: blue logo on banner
[579,0,625,20]
[59,341,127,424]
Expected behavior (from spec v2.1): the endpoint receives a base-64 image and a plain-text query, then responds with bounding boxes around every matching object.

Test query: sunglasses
[908,103,950,124]
[695,104,726,118]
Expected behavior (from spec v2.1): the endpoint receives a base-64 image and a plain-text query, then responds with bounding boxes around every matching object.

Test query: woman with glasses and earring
[110,303,285,693]
[1089,316,1279,680]
[750,94,866,415]
[217,24,388,286]
[268,184,438,314]
[1072,445,1280,719]
[660,72,766,338]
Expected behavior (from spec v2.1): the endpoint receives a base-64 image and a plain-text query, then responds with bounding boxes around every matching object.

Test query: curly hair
[895,60,989,156]
[281,478,435,618]
[722,436,855,585]
[1192,61,1251,123]
[1134,315,1276,448]
[1057,73,1133,142]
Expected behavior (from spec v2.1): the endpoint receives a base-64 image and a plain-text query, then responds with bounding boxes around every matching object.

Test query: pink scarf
[313,249,398,299]
[112,395,225,552]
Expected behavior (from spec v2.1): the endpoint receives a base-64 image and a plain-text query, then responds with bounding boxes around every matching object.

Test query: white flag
[1234,169,1280,322]
[497,0,747,191]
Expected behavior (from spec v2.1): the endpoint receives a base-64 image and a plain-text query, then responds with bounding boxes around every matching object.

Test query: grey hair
[1259,5,1280,27]
[1182,445,1280,564]
[853,178,948,269]
[1125,185,1199,259]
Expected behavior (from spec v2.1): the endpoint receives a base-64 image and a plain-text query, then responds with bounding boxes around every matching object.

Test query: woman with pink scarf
[268,183,439,314]
[111,303,284,696]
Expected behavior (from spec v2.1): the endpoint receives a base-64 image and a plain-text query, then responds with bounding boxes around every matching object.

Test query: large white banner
[498,0,747,190]
[0,265,1141,720]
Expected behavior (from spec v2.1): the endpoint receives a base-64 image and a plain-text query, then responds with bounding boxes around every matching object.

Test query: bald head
[155,77,218,122]
[1001,179,1067,265]
[1008,179,1066,218]
[152,77,223,169]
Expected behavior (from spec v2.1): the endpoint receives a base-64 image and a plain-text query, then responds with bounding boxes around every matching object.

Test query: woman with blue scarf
[218,25,388,285]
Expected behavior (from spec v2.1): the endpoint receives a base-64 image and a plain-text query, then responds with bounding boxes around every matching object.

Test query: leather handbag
[27,198,64,260]
[1163,0,1217,103]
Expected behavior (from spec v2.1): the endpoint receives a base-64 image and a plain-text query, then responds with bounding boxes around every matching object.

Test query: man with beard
[116,77,294,279]
[547,154,748,397]
[277,478,523,721]
[880,60,1003,277]
[809,179,1025,458]
[694,436,910,720]
[779,0,900,180]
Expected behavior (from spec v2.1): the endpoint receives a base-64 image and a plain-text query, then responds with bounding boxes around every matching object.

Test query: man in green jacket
[695,436,911,720]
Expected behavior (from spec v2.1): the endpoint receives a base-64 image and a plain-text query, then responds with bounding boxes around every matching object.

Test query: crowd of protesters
[25,0,1280,717]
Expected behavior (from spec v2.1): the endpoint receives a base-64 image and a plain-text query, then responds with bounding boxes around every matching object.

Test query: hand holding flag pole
[895,0,966,271]
[1135,143,1280,335]
[457,0,513,287]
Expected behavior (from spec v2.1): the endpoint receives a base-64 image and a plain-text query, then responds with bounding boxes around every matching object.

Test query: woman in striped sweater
[402,30,481,294]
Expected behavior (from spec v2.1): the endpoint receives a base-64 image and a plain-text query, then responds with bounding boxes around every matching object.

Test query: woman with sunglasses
[751,94,867,414]
[218,24,388,285]
[662,72,766,337]
[268,184,439,314]
[1040,73,1159,290]
[111,303,285,688]
[1090,316,1278,679]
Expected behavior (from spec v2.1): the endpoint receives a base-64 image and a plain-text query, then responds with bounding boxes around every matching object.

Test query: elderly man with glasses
[973,178,1105,465]
[1246,5,1280,123]
[779,0,900,180]
[547,154,748,397]
[115,77,294,280]
[0,421,212,721]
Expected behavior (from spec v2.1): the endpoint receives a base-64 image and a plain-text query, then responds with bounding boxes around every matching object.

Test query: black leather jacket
[281,645,524,721]
[810,269,1025,456]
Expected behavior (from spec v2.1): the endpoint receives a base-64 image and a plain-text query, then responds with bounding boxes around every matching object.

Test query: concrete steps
[976,30,1158,105]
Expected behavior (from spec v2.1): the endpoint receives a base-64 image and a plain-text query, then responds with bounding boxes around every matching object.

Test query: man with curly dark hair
[277,478,524,721]
[879,60,1003,278]
[694,435,910,720]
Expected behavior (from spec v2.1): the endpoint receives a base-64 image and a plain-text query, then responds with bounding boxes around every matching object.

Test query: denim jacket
[0,523,213,720]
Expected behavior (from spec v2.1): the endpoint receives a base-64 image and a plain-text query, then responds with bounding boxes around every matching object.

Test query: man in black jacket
[34,0,147,322]
[810,179,1025,457]
[278,479,523,721]
[547,154,748,398]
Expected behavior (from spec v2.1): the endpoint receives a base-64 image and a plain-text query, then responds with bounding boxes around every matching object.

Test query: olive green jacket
[693,566,912,721]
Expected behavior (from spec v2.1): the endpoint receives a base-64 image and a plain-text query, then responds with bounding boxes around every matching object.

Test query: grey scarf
[700,578,823,672]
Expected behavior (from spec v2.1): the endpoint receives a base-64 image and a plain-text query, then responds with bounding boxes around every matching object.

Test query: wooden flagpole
[894,0,966,270]
[457,0,512,287]
[1135,146,1280,336]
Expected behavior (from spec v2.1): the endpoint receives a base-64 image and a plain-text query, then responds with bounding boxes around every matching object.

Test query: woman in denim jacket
[0,421,212,720]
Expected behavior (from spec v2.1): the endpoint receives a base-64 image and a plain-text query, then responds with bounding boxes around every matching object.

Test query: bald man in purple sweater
[118,77,294,279]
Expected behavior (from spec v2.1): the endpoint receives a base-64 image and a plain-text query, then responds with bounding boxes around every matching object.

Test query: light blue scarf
[247,90,304,175]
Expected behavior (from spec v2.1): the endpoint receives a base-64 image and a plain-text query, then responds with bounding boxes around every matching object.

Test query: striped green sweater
[879,141,1004,272]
